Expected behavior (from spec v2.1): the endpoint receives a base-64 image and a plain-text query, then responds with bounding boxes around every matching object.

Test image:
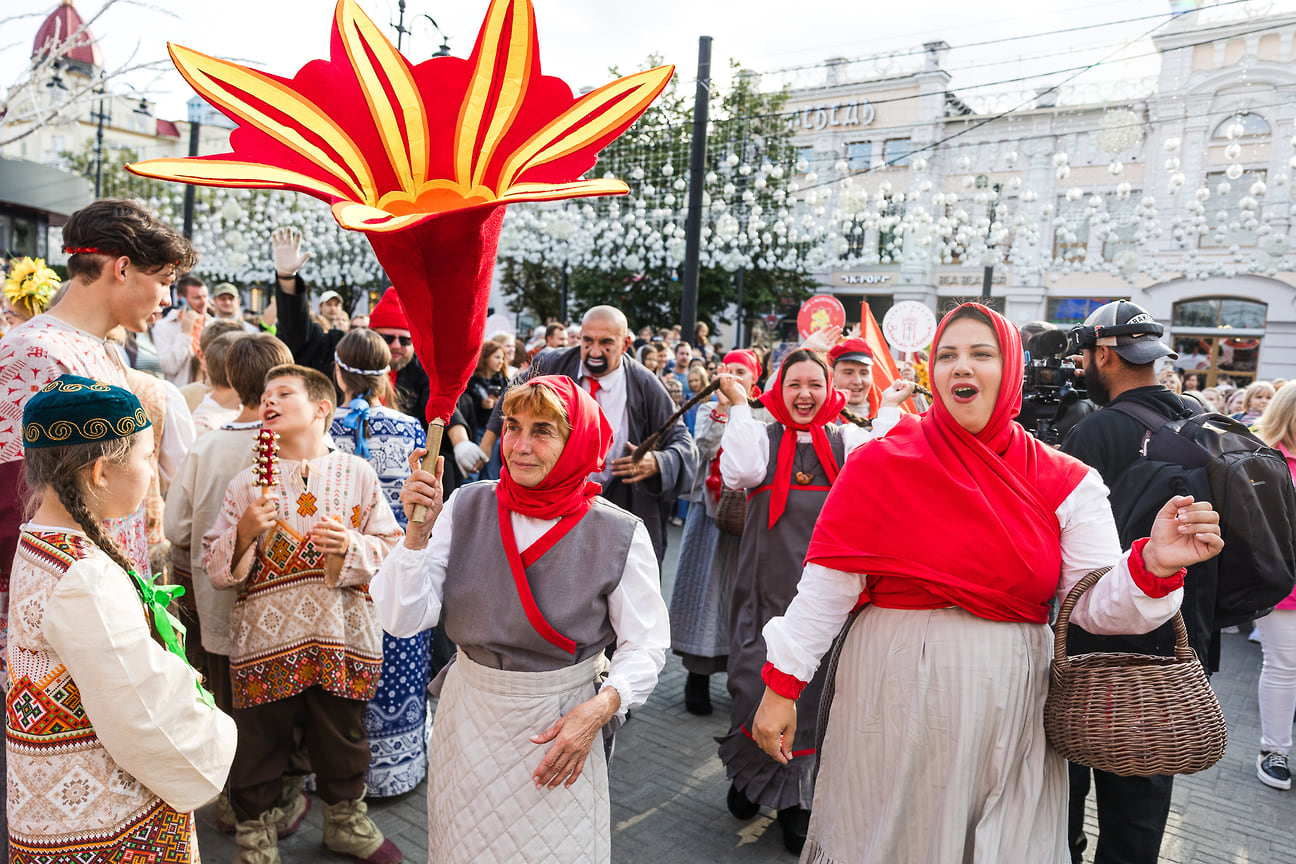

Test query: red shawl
[757,363,848,528]
[805,303,1090,623]
[496,375,612,520]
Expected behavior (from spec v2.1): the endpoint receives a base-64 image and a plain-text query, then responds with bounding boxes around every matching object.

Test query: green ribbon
[129,570,216,709]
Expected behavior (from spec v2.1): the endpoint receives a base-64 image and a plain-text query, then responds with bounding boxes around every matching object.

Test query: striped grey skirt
[804,605,1068,864]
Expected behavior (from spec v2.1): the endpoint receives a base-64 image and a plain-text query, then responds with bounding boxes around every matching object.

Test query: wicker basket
[715,487,747,537]
[1043,566,1228,777]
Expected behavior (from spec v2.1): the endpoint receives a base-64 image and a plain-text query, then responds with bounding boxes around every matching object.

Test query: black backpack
[1106,399,1296,627]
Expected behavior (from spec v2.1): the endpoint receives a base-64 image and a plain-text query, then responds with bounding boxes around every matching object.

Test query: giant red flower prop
[128,0,672,422]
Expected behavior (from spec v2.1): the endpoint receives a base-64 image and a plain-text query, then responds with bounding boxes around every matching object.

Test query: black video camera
[1020,329,1087,445]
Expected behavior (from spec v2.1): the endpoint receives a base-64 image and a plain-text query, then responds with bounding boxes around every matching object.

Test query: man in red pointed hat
[266,229,483,493]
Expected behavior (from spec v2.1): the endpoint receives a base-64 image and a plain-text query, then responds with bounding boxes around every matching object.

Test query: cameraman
[1017,321,1095,445]
[1059,300,1215,864]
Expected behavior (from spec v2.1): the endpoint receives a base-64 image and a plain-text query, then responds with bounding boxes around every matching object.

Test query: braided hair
[25,433,162,642]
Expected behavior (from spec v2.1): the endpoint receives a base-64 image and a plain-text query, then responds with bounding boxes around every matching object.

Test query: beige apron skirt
[804,605,1067,864]
[427,650,611,864]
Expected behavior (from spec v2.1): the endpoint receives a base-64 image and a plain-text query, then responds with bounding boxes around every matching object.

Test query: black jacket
[485,346,698,563]
[1061,385,1220,670]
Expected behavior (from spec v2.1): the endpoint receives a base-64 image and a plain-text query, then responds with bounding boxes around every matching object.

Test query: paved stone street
[196,526,1296,862]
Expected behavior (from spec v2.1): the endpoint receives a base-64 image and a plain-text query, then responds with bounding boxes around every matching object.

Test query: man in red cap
[828,337,875,414]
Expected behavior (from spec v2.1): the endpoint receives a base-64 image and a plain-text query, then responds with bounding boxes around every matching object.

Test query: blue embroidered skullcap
[22,374,151,448]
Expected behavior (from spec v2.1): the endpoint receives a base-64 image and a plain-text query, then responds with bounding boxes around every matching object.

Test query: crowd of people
[10,196,1296,864]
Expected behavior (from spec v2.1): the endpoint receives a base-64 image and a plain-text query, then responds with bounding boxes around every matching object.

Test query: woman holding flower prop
[3,257,61,322]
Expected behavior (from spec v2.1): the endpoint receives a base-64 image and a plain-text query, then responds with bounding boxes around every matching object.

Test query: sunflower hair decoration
[4,257,60,320]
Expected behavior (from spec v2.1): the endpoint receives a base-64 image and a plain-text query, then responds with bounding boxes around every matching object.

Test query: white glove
[271,227,311,278]
[454,440,489,475]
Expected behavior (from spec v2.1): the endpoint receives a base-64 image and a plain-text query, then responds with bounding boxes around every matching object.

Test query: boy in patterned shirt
[203,365,403,864]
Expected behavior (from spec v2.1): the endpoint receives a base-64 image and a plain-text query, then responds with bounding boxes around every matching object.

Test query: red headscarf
[705,350,767,503]
[757,353,848,528]
[805,303,1090,623]
[722,349,762,395]
[496,375,613,520]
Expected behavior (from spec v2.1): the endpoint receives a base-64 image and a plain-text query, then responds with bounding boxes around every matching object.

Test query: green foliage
[498,59,816,332]
[61,142,169,202]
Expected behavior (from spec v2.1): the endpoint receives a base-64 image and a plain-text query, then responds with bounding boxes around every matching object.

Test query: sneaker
[1258,751,1292,790]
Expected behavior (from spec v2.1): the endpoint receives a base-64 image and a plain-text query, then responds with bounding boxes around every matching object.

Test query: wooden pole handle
[410,418,446,524]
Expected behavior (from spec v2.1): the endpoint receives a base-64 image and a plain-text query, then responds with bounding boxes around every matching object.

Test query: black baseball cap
[1070,300,1177,365]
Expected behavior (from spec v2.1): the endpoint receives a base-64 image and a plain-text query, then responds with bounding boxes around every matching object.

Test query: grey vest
[736,423,847,612]
[444,482,639,673]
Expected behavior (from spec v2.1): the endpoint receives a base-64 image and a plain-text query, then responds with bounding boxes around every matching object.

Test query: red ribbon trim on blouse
[497,495,580,655]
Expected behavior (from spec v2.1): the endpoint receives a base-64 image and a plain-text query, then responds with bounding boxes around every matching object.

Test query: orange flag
[861,303,921,415]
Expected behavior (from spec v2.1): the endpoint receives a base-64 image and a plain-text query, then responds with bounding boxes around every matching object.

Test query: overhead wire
[622,17,1292,146]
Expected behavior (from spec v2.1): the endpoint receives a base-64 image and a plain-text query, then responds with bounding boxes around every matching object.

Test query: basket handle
[1052,564,1196,669]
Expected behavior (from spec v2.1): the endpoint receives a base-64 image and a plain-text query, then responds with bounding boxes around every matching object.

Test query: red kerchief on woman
[806,302,1090,623]
[722,350,762,394]
[757,370,847,529]
[496,374,613,520]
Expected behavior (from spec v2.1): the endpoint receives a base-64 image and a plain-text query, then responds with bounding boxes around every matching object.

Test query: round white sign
[881,301,938,353]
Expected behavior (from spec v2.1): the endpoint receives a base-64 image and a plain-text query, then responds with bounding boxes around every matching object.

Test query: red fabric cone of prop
[369,206,505,421]
[126,0,673,423]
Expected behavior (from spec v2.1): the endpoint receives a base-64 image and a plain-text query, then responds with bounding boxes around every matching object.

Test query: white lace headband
[334,351,389,377]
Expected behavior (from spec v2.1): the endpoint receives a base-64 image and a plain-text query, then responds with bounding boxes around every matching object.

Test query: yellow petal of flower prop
[126,0,673,423]
[126,0,673,233]
[4,257,60,319]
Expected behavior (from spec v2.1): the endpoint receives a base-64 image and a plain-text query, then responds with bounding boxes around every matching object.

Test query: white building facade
[787,8,1296,387]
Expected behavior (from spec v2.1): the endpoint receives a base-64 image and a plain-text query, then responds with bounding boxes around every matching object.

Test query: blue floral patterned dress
[331,403,430,797]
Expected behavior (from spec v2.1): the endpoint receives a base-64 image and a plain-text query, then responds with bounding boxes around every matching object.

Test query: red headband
[63,246,118,256]
[722,349,762,380]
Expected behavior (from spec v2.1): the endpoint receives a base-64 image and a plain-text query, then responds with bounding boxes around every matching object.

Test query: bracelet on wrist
[276,272,297,281]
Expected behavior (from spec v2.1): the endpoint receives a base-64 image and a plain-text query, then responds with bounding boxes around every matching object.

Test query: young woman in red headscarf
[669,350,765,717]
[712,348,914,854]
[750,304,1224,863]
[370,375,669,864]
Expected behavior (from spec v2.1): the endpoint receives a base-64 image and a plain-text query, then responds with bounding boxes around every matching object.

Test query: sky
[6,0,1294,125]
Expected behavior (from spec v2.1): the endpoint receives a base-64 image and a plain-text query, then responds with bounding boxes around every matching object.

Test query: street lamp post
[90,81,109,198]
[418,14,453,57]
[182,98,203,239]
[393,0,411,51]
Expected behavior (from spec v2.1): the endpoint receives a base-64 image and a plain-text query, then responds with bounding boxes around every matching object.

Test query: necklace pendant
[794,471,814,486]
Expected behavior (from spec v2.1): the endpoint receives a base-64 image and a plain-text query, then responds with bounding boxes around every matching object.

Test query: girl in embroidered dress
[330,328,432,798]
[713,349,912,854]
[7,375,235,863]
[752,304,1225,863]
[371,375,669,864]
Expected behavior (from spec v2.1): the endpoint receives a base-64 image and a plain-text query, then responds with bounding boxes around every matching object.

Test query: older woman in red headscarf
[370,375,668,864]
[751,304,1223,863]
[712,347,914,854]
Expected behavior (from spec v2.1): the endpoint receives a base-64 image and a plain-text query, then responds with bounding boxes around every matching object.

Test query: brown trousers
[229,687,370,820]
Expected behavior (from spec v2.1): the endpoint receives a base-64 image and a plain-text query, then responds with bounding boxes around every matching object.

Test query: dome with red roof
[32,0,102,77]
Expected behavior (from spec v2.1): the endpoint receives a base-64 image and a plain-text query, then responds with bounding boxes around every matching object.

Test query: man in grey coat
[483,305,697,563]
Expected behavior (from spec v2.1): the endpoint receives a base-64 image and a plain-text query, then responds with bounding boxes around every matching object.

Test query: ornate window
[1211,113,1270,139]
